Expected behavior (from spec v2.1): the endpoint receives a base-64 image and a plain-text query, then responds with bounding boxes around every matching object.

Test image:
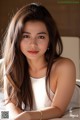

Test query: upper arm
[51,59,76,112]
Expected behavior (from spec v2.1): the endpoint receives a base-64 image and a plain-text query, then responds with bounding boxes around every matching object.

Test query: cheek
[40,42,49,52]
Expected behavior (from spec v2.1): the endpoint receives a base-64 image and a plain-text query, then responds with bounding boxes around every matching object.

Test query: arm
[14,59,76,120]
[14,107,63,120]
[51,58,76,112]
[4,76,63,119]
[4,59,76,120]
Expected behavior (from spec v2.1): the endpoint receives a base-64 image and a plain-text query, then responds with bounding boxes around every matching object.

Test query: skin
[4,21,76,120]
[20,21,49,77]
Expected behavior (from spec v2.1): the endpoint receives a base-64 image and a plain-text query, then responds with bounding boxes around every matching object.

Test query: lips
[27,50,39,54]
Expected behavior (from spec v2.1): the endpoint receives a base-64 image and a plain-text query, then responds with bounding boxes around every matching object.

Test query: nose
[30,38,37,46]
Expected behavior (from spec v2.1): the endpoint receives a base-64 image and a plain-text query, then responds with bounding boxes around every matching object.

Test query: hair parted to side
[2,3,63,110]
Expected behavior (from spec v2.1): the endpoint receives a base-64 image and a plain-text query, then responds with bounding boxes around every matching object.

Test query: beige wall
[0,0,80,58]
[0,1,80,78]
[62,37,80,79]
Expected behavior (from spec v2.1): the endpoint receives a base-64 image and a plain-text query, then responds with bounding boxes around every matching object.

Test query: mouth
[27,50,39,54]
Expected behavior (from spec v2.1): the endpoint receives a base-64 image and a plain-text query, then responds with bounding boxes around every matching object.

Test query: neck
[28,57,47,71]
[27,57,47,78]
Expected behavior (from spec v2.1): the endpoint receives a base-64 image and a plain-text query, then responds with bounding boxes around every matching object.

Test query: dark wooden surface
[0,0,80,57]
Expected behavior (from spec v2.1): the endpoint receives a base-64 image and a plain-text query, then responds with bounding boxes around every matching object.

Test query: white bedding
[0,80,80,119]
[0,92,80,120]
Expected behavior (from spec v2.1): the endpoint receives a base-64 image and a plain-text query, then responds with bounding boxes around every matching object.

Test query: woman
[2,3,76,119]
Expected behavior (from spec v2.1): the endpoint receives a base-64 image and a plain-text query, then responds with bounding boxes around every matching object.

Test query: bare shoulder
[51,57,76,82]
[53,57,76,72]
[56,58,75,70]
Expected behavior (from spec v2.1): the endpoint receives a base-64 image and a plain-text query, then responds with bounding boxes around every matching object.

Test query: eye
[22,34,30,39]
[38,36,45,39]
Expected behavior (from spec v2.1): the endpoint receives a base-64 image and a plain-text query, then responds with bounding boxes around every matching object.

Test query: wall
[62,37,80,79]
[0,0,80,39]
[0,0,80,78]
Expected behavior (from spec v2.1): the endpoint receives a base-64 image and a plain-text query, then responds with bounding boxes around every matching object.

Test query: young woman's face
[20,21,49,60]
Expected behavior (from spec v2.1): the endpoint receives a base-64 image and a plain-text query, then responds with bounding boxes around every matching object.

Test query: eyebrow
[22,31,47,35]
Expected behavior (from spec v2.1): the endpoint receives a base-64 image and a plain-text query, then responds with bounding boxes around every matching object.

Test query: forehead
[23,21,48,33]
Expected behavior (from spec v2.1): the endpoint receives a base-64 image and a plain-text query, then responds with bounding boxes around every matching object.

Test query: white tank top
[31,76,54,110]
[22,77,80,111]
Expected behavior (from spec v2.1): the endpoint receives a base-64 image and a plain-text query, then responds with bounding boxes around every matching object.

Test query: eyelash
[22,35,30,38]
[22,35,45,39]
[38,36,45,39]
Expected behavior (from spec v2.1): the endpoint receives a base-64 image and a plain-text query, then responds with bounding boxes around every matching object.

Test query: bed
[0,58,80,119]
[0,85,80,120]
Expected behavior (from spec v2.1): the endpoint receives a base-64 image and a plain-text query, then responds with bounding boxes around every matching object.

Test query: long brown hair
[2,3,63,110]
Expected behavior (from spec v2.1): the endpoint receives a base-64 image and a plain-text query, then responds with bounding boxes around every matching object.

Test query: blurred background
[0,0,80,79]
